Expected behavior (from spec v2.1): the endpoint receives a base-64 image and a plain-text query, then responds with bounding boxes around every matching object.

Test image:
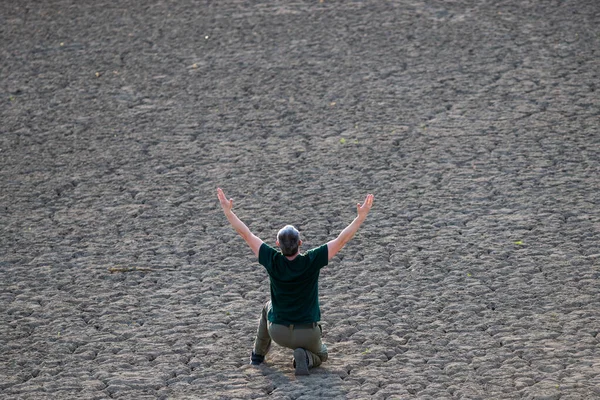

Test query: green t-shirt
[258,243,329,325]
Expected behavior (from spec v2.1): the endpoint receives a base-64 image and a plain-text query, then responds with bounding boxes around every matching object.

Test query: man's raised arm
[217,188,263,257]
[327,194,374,261]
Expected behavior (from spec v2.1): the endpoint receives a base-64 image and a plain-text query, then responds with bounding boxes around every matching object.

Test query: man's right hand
[217,187,233,215]
[357,193,374,219]
[217,187,263,257]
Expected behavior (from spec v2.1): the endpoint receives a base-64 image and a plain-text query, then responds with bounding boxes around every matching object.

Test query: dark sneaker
[293,348,310,375]
[250,351,264,365]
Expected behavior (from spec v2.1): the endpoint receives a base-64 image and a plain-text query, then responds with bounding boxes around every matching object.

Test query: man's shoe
[250,351,264,365]
[293,348,310,375]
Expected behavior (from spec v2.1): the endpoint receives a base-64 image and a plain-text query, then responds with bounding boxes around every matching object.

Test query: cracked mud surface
[1,0,599,399]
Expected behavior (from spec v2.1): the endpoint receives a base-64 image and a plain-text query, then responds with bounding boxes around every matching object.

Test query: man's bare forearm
[336,215,367,246]
[224,210,252,240]
[217,187,263,257]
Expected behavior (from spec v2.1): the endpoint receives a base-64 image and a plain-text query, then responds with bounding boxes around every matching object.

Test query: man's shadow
[248,362,349,399]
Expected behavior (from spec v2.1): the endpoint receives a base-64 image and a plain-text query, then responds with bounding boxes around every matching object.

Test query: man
[217,187,374,375]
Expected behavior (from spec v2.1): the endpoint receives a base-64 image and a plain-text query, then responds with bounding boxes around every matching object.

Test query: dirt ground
[1,0,599,399]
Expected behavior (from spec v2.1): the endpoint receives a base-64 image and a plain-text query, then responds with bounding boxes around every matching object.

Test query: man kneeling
[217,188,373,375]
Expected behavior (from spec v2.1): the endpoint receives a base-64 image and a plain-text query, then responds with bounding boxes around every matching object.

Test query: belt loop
[289,324,294,330]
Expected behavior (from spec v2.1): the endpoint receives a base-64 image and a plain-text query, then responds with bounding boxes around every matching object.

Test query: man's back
[258,243,328,325]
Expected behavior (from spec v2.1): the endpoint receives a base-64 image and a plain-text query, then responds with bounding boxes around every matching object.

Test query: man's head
[276,225,302,256]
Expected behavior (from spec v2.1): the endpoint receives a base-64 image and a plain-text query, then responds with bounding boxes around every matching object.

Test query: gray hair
[277,225,300,256]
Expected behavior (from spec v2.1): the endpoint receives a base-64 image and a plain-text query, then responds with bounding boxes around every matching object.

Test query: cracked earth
[1,0,599,399]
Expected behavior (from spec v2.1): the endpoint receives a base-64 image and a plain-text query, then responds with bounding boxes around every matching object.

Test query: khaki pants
[253,301,328,368]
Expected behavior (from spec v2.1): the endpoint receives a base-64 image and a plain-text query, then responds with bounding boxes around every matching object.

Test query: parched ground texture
[1,0,599,399]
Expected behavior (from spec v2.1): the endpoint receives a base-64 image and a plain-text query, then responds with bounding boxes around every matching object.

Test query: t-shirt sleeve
[258,243,277,274]
[308,244,329,270]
